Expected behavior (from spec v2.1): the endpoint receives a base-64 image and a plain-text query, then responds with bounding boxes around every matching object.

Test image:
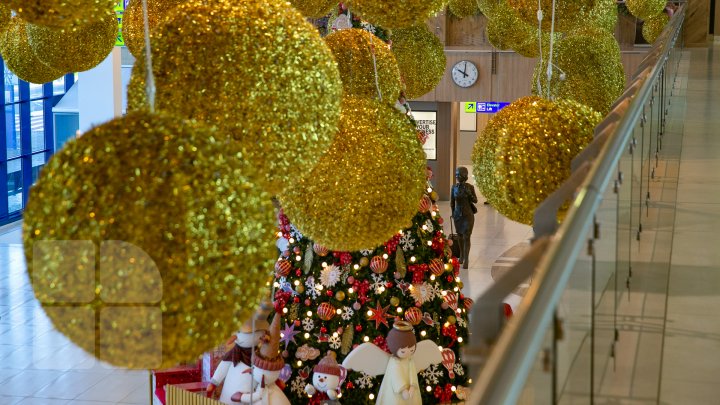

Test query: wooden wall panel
[686,0,711,46]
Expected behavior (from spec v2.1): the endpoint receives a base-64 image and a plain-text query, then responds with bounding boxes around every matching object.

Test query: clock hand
[456,66,468,78]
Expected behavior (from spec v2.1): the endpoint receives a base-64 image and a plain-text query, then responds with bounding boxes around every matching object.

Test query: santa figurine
[231,314,290,405]
[304,351,344,405]
[208,303,272,404]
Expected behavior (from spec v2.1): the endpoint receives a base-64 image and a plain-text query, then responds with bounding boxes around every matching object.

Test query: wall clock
[451,60,478,88]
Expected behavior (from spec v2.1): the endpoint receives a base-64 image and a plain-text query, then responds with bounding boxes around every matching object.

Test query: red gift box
[153,363,202,405]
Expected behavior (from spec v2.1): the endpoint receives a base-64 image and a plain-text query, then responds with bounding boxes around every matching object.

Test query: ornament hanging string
[368,33,383,102]
[141,0,156,112]
[545,0,557,100]
[535,0,544,95]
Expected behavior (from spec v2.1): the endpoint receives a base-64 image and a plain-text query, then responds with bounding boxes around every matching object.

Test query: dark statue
[450,167,477,269]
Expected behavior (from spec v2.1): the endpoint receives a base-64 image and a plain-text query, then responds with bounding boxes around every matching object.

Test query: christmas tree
[273,182,472,404]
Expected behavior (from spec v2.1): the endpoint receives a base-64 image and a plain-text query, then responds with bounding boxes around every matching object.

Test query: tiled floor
[0,193,532,403]
[0,224,149,405]
[659,40,720,403]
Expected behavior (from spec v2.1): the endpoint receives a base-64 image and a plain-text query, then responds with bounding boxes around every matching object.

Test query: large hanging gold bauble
[626,0,666,20]
[508,0,596,33]
[642,13,669,43]
[122,0,184,58]
[485,1,545,57]
[448,0,479,18]
[533,27,625,115]
[390,25,446,100]
[127,1,342,195]
[0,4,11,35]
[27,12,116,73]
[471,96,602,225]
[6,0,116,27]
[325,29,401,104]
[587,0,618,32]
[279,97,427,252]
[23,111,276,369]
[288,0,337,18]
[346,0,446,28]
[0,19,64,84]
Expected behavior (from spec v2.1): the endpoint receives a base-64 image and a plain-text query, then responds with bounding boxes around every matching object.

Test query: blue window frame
[0,62,73,225]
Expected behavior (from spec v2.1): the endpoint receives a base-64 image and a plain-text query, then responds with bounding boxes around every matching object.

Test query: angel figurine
[341,320,442,405]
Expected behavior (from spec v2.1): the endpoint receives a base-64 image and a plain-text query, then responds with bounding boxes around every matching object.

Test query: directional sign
[463,102,476,113]
[476,102,510,113]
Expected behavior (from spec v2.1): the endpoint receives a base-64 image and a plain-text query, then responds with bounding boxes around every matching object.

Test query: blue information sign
[476,102,510,113]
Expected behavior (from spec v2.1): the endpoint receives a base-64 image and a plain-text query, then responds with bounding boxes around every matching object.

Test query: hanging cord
[141,0,156,112]
[545,0,557,99]
[368,33,383,102]
[536,0,544,95]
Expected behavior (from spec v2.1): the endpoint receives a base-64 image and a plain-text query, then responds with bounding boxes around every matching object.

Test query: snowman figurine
[231,314,290,405]
[304,351,344,405]
[208,303,272,404]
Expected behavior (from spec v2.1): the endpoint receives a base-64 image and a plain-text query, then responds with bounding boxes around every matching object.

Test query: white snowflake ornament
[341,306,355,321]
[399,232,417,252]
[421,364,442,385]
[302,317,315,332]
[328,334,341,350]
[320,265,342,288]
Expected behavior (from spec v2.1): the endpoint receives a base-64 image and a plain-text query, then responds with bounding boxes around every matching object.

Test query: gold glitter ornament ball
[122,0,183,58]
[346,0,446,28]
[27,12,117,73]
[0,19,64,84]
[6,0,116,27]
[0,4,10,35]
[485,2,540,55]
[279,97,427,252]
[325,29,401,104]
[288,0,337,18]
[626,0,666,20]
[587,0,618,32]
[129,1,342,195]
[642,13,669,43]
[508,0,595,33]
[448,0,479,18]
[391,25,446,99]
[23,111,277,369]
[471,96,603,225]
[533,27,625,115]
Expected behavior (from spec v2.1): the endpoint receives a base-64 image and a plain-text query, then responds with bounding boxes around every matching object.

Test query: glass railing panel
[592,161,620,397]
[516,326,554,405]
[555,227,594,404]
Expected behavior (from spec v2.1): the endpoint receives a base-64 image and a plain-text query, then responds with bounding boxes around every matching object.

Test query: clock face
[451,60,478,88]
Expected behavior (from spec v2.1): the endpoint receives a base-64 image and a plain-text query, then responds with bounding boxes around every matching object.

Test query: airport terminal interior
[0,1,719,404]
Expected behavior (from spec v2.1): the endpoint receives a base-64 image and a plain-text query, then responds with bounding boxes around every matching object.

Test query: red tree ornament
[317,302,336,321]
[370,255,389,274]
[275,259,292,277]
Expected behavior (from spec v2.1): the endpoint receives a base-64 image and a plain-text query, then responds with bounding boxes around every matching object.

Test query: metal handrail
[467,6,686,404]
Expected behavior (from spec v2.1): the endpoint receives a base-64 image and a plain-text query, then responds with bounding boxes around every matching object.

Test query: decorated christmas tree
[273,182,472,404]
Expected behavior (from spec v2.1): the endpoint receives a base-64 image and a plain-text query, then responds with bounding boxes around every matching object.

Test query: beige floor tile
[660,379,720,404]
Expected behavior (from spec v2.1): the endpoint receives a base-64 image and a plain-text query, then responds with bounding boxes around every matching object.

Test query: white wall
[78,48,122,133]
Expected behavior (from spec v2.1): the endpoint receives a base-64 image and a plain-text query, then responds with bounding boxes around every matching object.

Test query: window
[0,61,73,224]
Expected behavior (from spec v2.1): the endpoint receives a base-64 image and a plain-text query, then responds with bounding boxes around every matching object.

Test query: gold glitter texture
[587,0,618,32]
[533,27,625,115]
[128,1,342,195]
[122,0,183,58]
[288,0,337,18]
[485,1,547,57]
[346,0,446,28]
[279,97,427,252]
[23,112,277,368]
[390,25,446,100]
[0,4,11,35]
[626,0,666,20]
[27,12,117,73]
[642,13,669,43]
[471,96,602,225]
[448,0,479,18]
[0,19,64,84]
[508,0,596,32]
[7,0,116,27]
[325,29,401,104]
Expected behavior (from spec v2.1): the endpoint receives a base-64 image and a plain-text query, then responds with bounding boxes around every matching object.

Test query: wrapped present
[153,363,202,405]
[167,384,224,405]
